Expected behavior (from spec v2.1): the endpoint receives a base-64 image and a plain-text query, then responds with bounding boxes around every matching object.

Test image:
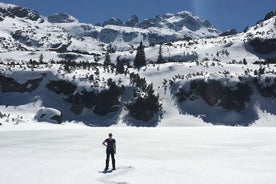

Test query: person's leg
[105,151,110,170]
[111,152,115,170]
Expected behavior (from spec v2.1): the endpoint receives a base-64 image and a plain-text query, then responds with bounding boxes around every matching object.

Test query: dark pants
[105,150,115,169]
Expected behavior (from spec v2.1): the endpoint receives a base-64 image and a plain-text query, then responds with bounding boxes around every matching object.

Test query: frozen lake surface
[0,127,276,184]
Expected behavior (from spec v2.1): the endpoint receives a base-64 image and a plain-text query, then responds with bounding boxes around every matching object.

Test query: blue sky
[1,0,275,31]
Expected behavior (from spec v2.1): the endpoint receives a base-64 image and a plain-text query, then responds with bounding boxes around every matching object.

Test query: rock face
[48,13,77,23]
[249,38,276,54]
[174,79,260,126]
[102,17,124,26]
[99,28,120,43]
[46,80,76,95]
[125,15,139,27]
[0,74,43,93]
[0,3,40,21]
[220,29,238,36]
[35,108,62,124]
[176,79,253,112]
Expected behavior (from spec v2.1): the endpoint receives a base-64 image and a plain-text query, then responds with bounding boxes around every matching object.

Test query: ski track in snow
[97,166,134,184]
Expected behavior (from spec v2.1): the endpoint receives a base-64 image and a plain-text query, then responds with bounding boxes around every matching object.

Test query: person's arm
[102,139,107,146]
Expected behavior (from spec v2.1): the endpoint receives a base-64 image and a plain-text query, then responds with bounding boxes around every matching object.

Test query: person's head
[108,133,113,138]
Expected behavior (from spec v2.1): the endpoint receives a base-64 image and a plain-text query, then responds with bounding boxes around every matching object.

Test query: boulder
[35,108,62,124]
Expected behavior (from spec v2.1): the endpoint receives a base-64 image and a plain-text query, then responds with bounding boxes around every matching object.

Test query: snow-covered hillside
[1,127,276,184]
[0,59,276,127]
[0,2,275,127]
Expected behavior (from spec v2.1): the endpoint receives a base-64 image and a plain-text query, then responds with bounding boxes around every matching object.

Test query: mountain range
[0,2,220,54]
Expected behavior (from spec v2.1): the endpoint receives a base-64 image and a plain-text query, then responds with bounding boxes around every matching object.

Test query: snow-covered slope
[0,2,275,127]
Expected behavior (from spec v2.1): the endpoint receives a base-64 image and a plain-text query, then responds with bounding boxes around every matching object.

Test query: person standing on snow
[102,133,116,171]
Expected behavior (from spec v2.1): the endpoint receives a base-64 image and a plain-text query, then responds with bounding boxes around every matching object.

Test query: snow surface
[0,127,276,184]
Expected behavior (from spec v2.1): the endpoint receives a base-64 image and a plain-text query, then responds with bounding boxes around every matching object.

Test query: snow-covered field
[1,126,276,184]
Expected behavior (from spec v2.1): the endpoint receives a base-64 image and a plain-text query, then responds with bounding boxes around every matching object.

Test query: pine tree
[116,56,125,74]
[39,54,44,64]
[157,45,165,64]
[104,51,111,66]
[134,41,146,68]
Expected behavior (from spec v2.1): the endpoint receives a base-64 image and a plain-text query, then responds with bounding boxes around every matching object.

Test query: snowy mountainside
[54,10,220,51]
[0,3,71,53]
[147,13,276,64]
[0,56,276,127]
[0,3,274,64]
[0,3,276,127]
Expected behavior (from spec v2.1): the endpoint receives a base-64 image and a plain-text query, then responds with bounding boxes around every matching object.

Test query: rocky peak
[257,10,276,24]
[102,17,124,26]
[125,15,139,27]
[0,2,40,21]
[162,10,216,30]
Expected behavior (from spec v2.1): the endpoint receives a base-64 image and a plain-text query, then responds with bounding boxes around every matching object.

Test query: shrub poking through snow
[46,80,76,95]
[66,78,124,115]
[126,73,162,121]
